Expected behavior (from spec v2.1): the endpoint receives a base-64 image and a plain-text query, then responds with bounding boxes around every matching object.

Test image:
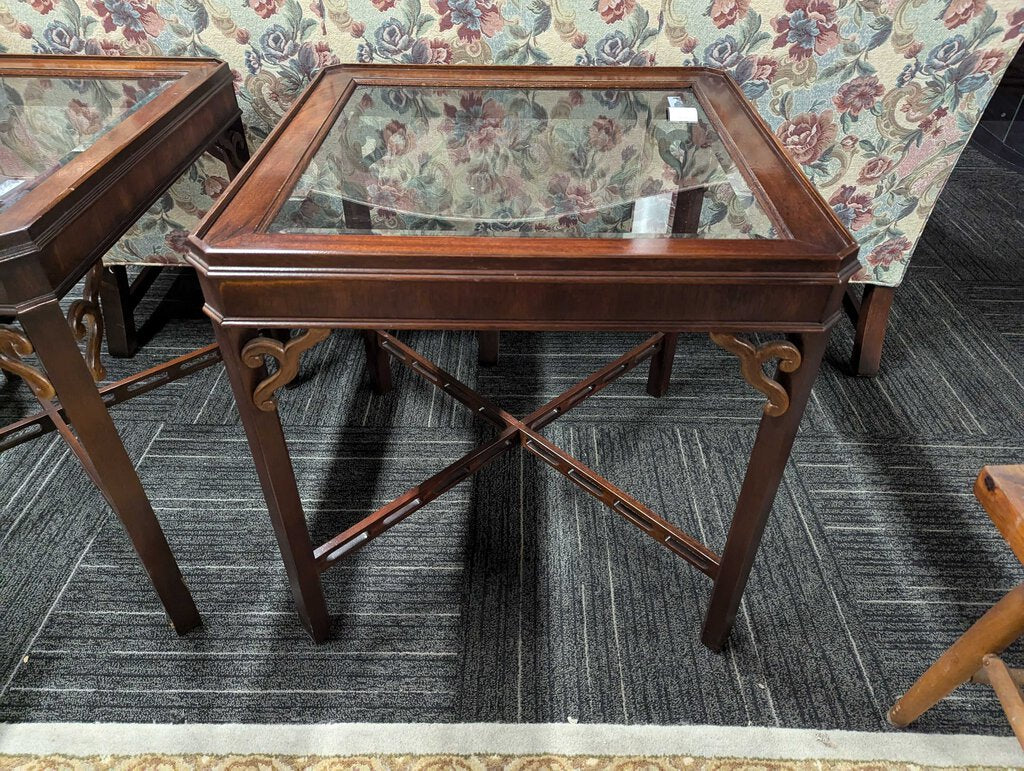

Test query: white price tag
[667,96,698,123]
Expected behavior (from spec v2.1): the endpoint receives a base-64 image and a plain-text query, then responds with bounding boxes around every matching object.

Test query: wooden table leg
[99,265,139,358]
[851,284,894,377]
[477,331,500,367]
[646,332,678,397]
[701,330,828,651]
[210,115,251,179]
[361,330,393,394]
[212,323,331,642]
[18,299,200,634]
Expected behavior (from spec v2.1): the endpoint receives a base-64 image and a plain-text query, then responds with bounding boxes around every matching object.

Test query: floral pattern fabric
[0,74,169,207]
[0,0,1020,282]
[272,85,777,239]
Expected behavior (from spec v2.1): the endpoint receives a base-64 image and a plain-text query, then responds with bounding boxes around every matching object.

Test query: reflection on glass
[272,86,778,239]
[0,75,173,208]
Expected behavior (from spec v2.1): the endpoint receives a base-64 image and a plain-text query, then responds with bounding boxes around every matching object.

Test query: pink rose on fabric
[750,55,779,82]
[30,0,54,14]
[775,110,837,165]
[679,34,698,53]
[203,176,229,198]
[710,0,750,28]
[832,75,885,117]
[309,41,339,67]
[248,0,281,19]
[941,0,986,29]
[1005,8,1024,39]
[425,39,453,63]
[431,0,504,42]
[548,174,597,226]
[165,230,191,254]
[771,0,840,61]
[88,0,165,43]
[67,99,103,134]
[866,237,911,269]
[92,39,125,54]
[589,116,622,151]
[829,185,873,231]
[381,120,414,155]
[974,48,1004,75]
[598,0,635,23]
[857,156,895,184]
[372,0,397,9]
[350,21,365,37]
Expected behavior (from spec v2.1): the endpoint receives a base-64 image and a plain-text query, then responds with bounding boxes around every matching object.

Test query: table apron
[202,275,845,331]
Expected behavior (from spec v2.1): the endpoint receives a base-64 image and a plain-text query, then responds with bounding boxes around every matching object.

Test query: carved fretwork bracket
[709,333,802,417]
[0,325,55,401]
[242,328,331,411]
[67,264,106,382]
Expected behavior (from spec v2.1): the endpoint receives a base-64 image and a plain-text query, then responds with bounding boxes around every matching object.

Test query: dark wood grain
[0,54,248,635]
[189,65,858,652]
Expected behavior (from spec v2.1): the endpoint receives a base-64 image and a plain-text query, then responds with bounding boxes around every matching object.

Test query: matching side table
[0,55,251,634]
[189,65,858,651]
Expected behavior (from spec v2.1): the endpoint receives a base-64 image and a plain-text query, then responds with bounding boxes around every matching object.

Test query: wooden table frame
[189,65,858,651]
[0,55,250,634]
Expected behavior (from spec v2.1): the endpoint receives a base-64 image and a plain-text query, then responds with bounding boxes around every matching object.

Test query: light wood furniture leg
[981,655,1024,748]
[888,583,1024,727]
[890,465,1024,732]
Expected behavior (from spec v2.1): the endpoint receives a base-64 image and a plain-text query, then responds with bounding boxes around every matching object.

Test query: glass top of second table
[270,84,779,240]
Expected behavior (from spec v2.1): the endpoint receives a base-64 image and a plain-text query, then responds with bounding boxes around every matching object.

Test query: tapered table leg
[646,332,678,397]
[477,331,500,367]
[361,330,393,394]
[210,116,251,179]
[701,330,828,650]
[18,299,200,633]
[212,323,331,642]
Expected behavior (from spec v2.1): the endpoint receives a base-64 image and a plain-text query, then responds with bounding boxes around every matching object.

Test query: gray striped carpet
[1,145,1022,734]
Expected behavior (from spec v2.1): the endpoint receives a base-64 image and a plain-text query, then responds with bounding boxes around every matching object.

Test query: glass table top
[0,74,174,209]
[270,85,779,239]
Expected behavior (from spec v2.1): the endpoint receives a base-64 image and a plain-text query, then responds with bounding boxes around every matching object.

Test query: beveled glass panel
[0,75,174,208]
[271,85,779,239]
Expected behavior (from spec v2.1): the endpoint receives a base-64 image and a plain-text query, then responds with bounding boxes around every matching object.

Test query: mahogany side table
[188,65,858,651]
[0,55,251,634]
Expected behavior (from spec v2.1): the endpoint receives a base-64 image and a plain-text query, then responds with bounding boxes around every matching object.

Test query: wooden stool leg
[888,583,1024,727]
[982,655,1024,750]
[99,265,139,358]
[361,330,393,394]
[646,333,678,397]
[851,284,894,377]
[477,331,500,367]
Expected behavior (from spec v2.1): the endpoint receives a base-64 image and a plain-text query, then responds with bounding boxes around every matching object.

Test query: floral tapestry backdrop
[0,0,1021,284]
